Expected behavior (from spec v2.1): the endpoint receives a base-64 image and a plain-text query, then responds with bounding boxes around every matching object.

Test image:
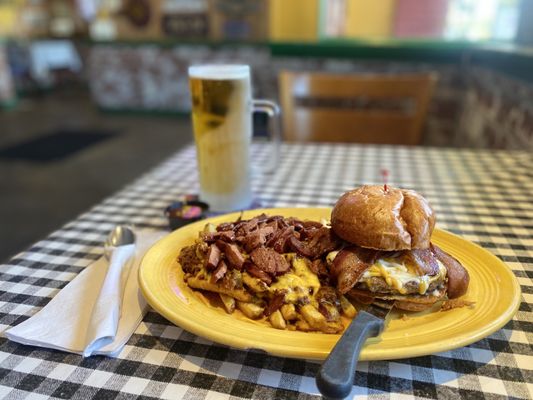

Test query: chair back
[278,71,437,144]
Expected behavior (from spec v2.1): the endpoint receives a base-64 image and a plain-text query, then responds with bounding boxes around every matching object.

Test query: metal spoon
[84,226,136,356]
[104,225,136,259]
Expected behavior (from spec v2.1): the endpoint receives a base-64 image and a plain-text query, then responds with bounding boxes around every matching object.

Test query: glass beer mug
[189,64,280,212]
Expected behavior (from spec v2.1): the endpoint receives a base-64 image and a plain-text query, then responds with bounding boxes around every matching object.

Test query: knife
[316,300,395,399]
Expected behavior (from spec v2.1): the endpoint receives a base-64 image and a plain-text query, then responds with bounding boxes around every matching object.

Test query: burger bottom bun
[348,287,447,312]
[394,300,438,312]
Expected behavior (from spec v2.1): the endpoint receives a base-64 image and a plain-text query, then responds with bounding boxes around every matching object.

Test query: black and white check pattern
[0,143,532,399]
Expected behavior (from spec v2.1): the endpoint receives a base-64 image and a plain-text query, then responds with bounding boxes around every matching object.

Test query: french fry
[236,301,264,319]
[242,272,268,293]
[300,304,327,330]
[280,304,298,321]
[300,304,343,334]
[219,293,235,313]
[322,321,344,334]
[187,277,252,302]
[339,295,356,318]
[269,310,286,330]
[295,319,313,332]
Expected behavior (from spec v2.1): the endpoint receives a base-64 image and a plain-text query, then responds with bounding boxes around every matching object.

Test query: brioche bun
[331,185,435,251]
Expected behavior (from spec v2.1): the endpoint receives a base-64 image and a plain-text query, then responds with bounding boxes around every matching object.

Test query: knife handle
[316,311,385,399]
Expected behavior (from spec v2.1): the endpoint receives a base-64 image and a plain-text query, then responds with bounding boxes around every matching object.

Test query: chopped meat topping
[201,230,235,243]
[307,227,340,257]
[270,226,298,253]
[250,247,290,276]
[240,226,275,253]
[217,241,245,270]
[264,292,286,316]
[309,259,329,277]
[216,222,234,232]
[245,263,273,284]
[205,244,221,270]
[287,227,340,259]
[178,245,202,274]
[288,236,316,258]
[211,260,228,283]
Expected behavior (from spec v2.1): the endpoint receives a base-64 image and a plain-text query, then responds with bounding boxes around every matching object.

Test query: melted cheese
[270,255,320,303]
[361,259,446,295]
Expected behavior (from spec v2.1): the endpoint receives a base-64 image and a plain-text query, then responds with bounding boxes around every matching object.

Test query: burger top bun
[331,185,436,251]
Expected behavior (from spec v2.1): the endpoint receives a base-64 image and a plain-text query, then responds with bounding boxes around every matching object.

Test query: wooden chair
[278,71,437,144]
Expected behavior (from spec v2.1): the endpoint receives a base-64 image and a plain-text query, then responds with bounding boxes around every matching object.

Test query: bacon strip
[398,248,440,276]
[431,244,469,299]
[331,247,377,294]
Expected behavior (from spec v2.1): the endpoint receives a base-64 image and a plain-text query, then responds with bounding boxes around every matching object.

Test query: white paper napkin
[5,229,167,357]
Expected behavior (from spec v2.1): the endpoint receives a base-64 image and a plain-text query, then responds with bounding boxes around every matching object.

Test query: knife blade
[316,300,395,399]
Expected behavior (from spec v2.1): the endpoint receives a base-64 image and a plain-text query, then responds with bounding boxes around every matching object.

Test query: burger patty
[356,276,444,295]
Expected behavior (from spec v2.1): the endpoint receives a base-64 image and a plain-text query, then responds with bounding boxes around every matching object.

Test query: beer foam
[189,65,250,80]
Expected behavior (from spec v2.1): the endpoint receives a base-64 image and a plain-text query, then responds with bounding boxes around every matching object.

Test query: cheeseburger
[329,185,469,311]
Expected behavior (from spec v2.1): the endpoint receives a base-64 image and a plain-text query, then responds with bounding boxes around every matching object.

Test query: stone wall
[88,45,270,111]
[84,44,532,150]
[459,66,533,150]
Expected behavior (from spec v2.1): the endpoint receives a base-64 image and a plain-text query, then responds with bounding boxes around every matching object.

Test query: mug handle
[253,99,281,174]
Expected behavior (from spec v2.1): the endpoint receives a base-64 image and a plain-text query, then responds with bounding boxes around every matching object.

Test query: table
[1,143,531,399]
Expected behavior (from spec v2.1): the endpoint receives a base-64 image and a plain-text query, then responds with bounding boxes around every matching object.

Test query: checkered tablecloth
[1,143,532,399]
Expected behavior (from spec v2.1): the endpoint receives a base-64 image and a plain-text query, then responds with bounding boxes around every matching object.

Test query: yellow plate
[139,208,521,360]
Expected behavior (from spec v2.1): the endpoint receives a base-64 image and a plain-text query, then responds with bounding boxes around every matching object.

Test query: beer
[189,65,253,211]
